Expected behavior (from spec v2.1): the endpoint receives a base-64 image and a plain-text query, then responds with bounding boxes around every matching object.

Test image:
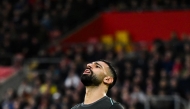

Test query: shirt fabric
[71,96,124,109]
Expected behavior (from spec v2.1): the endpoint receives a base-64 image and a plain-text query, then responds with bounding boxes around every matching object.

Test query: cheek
[93,69,105,76]
[93,69,105,80]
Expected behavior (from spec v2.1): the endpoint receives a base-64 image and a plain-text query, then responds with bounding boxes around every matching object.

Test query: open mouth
[83,69,91,74]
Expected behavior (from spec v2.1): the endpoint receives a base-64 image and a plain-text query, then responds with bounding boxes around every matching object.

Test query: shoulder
[109,102,125,109]
[71,103,81,109]
[108,97,125,109]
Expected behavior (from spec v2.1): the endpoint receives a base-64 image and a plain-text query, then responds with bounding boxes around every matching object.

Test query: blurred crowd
[1,0,190,109]
[0,0,99,65]
[1,0,190,66]
[1,32,190,109]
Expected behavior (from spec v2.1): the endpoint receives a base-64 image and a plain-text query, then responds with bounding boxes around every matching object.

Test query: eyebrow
[94,62,103,68]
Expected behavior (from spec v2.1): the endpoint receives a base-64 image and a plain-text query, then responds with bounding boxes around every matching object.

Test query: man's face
[81,61,109,86]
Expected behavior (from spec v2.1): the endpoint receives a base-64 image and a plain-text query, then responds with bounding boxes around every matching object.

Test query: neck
[84,86,107,104]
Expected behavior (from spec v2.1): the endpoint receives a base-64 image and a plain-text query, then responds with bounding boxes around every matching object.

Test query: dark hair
[100,60,117,90]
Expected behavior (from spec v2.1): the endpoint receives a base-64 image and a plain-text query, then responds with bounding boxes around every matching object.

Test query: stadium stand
[0,0,190,109]
[1,33,190,109]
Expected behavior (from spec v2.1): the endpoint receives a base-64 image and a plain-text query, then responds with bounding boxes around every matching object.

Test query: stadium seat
[115,31,133,52]
[101,35,114,50]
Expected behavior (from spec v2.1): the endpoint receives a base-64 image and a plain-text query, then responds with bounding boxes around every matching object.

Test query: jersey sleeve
[109,103,125,109]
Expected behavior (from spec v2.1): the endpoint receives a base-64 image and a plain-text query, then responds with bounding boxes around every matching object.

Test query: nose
[87,63,93,69]
[87,63,91,68]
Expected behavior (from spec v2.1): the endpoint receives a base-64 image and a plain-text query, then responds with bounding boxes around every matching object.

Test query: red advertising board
[54,10,190,50]
[101,10,190,42]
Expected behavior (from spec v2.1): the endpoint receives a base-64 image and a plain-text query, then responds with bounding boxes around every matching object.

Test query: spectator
[172,57,182,77]
[64,70,80,89]
[131,85,147,104]
[17,80,32,97]
[40,79,58,95]
[162,51,173,74]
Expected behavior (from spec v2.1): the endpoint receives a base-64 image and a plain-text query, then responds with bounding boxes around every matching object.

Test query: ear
[103,76,113,85]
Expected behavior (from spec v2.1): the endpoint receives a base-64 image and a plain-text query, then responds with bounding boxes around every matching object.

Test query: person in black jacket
[71,60,124,109]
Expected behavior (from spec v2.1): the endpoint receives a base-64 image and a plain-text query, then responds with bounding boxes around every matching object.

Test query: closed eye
[93,62,103,69]
[96,65,100,68]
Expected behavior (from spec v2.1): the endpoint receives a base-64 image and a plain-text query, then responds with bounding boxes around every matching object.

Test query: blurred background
[0,0,190,109]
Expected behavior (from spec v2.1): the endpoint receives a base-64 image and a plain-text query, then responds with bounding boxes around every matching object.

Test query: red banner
[55,10,190,51]
[101,10,190,42]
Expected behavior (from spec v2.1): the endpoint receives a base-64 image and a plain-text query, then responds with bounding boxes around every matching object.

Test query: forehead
[95,61,109,68]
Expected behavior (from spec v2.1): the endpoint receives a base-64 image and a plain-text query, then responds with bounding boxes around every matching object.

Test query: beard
[81,69,102,86]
